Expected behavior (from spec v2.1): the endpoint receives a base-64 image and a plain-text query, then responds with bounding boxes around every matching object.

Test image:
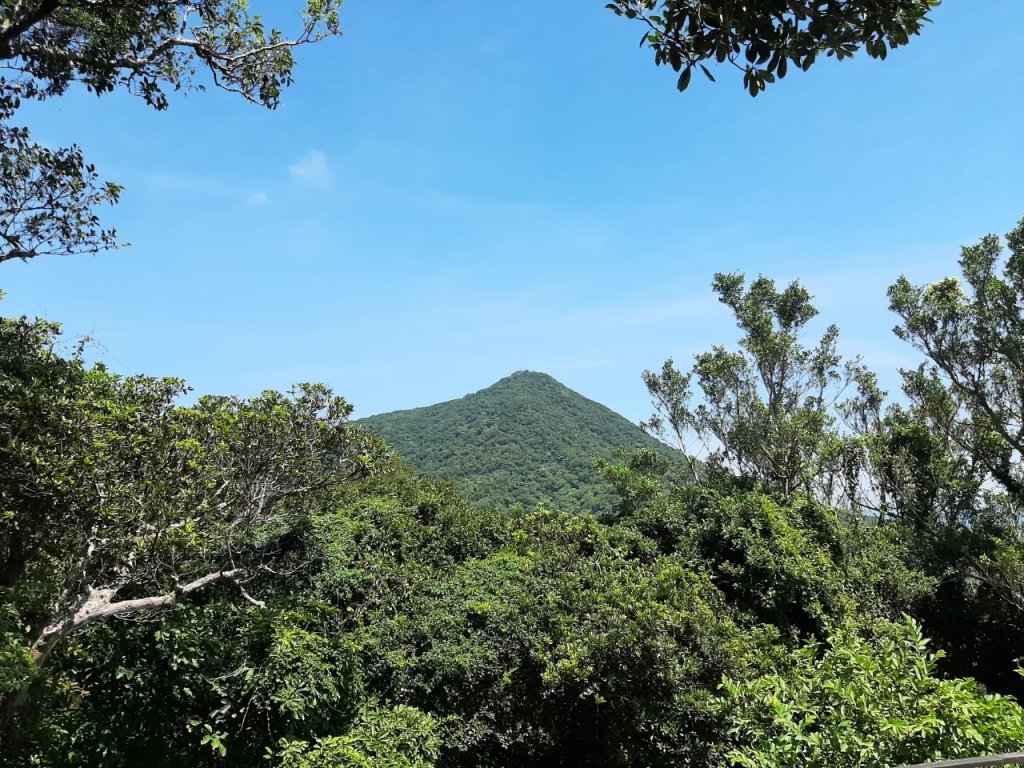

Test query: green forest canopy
[3,218,1024,766]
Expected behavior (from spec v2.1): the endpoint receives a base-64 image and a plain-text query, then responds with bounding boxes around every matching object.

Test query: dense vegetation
[5,216,1024,766]
[358,371,682,514]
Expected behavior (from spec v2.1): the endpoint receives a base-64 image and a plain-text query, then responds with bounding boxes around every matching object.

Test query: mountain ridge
[356,370,679,513]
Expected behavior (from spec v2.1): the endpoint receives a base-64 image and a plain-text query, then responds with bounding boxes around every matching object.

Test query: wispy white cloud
[247,190,269,205]
[289,150,333,187]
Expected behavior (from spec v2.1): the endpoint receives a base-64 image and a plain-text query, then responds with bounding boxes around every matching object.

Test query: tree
[0,120,123,262]
[351,505,775,768]
[888,215,1024,513]
[642,272,873,504]
[0,312,388,730]
[0,1,342,263]
[595,447,666,517]
[880,215,1024,651]
[606,0,939,95]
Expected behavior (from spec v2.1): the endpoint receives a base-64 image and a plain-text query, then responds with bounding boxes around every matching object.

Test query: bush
[719,617,1024,768]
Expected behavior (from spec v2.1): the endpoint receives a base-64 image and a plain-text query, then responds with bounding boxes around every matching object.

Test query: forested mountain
[358,371,681,513]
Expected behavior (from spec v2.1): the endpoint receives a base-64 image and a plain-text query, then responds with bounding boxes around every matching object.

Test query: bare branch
[31,567,251,664]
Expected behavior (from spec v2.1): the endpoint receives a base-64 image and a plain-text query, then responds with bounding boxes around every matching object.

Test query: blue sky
[2,1,1023,423]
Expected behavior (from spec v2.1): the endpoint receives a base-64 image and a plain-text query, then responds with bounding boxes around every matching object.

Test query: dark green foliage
[358,371,683,514]
[607,0,940,95]
[626,485,933,639]
[0,113,123,262]
[31,601,362,766]
[24,456,1015,768]
[0,310,389,754]
[17,476,767,767]
[654,489,853,634]
[352,507,776,767]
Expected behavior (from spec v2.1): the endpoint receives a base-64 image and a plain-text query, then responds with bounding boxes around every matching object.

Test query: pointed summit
[357,372,679,512]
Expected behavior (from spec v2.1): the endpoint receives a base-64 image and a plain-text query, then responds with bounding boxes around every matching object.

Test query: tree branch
[30,567,252,664]
[0,0,60,57]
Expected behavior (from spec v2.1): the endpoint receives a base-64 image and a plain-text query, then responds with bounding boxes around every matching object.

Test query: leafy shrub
[720,617,1024,768]
[274,704,439,768]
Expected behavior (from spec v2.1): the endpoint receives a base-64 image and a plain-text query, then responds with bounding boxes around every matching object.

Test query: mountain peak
[504,369,557,380]
[487,369,561,386]
[357,373,678,513]
[483,370,568,394]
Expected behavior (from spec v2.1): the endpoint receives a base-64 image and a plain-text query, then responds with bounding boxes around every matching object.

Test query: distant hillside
[357,371,681,513]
